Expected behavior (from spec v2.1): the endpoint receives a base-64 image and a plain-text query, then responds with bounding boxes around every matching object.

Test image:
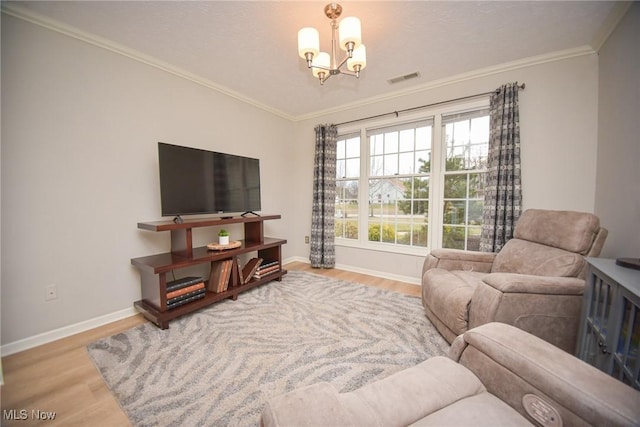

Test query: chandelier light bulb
[347,44,367,74]
[338,17,361,52]
[312,52,331,78]
[298,27,320,63]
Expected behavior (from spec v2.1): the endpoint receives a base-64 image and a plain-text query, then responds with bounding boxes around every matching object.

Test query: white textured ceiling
[3,1,621,119]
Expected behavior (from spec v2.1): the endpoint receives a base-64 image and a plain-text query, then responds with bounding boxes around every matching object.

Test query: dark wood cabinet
[131,215,287,329]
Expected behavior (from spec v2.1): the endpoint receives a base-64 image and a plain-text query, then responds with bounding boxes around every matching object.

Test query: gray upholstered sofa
[422,209,607,353]
[261,322,640,427]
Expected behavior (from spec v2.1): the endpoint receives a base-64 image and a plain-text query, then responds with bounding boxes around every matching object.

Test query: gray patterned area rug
[87,270,449,427]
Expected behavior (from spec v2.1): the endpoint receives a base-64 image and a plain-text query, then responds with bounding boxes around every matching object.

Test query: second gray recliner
[421,209,607,353]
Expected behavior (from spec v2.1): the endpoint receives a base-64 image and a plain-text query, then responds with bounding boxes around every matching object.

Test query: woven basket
[206,240,241,251]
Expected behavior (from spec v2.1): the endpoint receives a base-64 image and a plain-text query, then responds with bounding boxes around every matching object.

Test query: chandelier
[297,3,367,85]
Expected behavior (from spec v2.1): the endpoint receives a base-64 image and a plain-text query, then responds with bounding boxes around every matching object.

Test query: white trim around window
[336,98,490,256]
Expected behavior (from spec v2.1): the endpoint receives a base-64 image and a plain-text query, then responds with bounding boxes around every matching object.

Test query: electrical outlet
[45,285,57,301]
[304,236,310,244]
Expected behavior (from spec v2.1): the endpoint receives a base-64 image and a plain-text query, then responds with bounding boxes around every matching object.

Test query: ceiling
[3,1,623,120]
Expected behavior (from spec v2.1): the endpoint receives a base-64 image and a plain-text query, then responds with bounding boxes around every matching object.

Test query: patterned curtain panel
[480,82,523,252]
[310,124,337,268]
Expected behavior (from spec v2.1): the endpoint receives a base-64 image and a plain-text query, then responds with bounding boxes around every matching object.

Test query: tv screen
[158,142,261,217]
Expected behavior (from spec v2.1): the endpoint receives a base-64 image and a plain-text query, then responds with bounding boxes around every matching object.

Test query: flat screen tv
[158,142,261,219]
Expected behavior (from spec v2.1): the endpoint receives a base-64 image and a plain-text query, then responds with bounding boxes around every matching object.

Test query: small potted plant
[218,229,230,245]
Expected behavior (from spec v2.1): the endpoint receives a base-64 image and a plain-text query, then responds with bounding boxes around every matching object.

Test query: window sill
[335,238,430,257]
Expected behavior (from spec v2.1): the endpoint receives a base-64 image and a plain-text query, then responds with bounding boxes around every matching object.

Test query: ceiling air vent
[388,72,421,84]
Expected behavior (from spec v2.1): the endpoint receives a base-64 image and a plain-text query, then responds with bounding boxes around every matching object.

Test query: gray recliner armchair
[422,209,607,353]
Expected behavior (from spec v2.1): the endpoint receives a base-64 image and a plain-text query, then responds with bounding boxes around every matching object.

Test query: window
[335,100,490,254]
[442,109,489,251]
[335,133,360,239]
[368,120,432,247]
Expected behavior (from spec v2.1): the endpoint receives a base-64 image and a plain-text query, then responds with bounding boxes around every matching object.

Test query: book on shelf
[220,259,233,292]
[166,276,204,293]
[253,268,280,279]
[167,287,206,306]
[253,261,280,279]
[208,260,224,292]
[208,259,233,293]
[236,258,244,285]
[241,257,263,284]
[166,282,205,300]
[256,260,278,269]
[167,291,206,310]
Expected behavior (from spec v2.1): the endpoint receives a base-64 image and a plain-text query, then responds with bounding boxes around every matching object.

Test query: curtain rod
[336,82,525,127]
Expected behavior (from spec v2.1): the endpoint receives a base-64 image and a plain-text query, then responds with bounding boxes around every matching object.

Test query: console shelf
[131,214,287,329]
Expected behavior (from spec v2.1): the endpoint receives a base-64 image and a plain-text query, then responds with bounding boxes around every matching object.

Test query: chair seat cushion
[422,269,486,337]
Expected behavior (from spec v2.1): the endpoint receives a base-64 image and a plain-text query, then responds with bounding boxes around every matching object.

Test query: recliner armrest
[481,273,584,295]
[261,357,487,427]
[261,382,365,427]
[469,275,585,352]
[453,323,640,427]
[423,249,496,277]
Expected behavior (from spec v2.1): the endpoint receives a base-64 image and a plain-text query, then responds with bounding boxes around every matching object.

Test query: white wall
[1,15,293,347]
[595,3,640,258]
[291,52,600,280]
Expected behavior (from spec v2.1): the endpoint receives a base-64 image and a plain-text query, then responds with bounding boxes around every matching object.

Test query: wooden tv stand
[131,214,287,329]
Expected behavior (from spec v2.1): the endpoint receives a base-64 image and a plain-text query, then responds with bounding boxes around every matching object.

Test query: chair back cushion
[512,209,601,255]
[491,239,584,277]
[491,209,601,277]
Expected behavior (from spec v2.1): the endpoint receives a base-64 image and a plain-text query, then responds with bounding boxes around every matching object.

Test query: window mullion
[430,114,444,251]
[359,128,369,244]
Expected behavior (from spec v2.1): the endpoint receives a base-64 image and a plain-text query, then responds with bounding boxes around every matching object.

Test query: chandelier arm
[311,52,351,73]
[311,64,332,72]
[339,68,358,77]
[334,54,351,71]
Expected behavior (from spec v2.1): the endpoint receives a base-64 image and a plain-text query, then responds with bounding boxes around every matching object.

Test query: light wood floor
[0,262,421,426]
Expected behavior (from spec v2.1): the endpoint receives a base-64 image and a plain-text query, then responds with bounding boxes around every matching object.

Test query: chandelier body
[297,3,367,85]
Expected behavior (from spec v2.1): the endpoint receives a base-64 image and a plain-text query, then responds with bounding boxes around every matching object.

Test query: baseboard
[283,256,421,286]
[2,259,418,357]
[0,306,138,357]
[334,262,421,286]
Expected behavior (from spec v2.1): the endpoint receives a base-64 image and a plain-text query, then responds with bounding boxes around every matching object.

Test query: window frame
[336,98,490,256]
[335,132,362,240]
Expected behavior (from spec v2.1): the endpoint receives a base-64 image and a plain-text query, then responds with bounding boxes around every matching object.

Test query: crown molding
[1,4,297,122]
[2,3,602,124]
[590,1,633,52]
[294,45,597,122]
